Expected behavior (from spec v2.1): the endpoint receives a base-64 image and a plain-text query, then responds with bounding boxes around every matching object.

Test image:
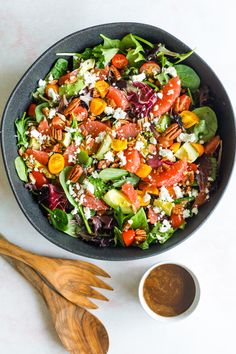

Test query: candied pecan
[50,126,63,141]
[52,143,62,153]
[97,160,111,169]
[41,107,50,117]
[158,123,182,148]
[110,65,121,80]
[172,204,184,215]
[134,229,147,244]
[67,165,83,183]
[52,115,66,130]
[63,98,81,116]
[204,135,221,156]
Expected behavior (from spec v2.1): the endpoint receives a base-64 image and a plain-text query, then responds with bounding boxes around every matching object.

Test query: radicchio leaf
[127,82,157,118]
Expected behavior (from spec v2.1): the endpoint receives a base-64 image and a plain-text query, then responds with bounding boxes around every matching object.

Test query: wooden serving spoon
[0,235,113,309]
[8,258,109,354]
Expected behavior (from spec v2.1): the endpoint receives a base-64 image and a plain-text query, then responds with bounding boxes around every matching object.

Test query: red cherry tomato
[27,103,36,117]
[82,193,108,211]
[38,119,50,135]
[171,214,184,229]
[145,159,188,187]
[122,182,140,210]
[58,69,79,85]
[140,61,160,76]
[63,144,78,166]
[173,94,191,114]
[122,229,136,247]
[71,106,88,121]
[151,76,181,116]
[79,121,110,138]
[116,123,140,139]
[26,149,49,166]
[124,149,141,174]
[107,87,129,110]
[31,170,48,189]
[112,54,129,69]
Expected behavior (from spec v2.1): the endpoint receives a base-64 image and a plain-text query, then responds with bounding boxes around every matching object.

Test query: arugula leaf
[35,102,49,123]
[114,226,124,247]
[157,44,194,64]
[114,207,133,228]
[15,156,28,182]
[100,34,121,49]
[45,58,68,80]
[59,167,92,234]
[88,176,108,198]
[15,112,31,148]
[128,208,149,231]
[174,64,200,90]
[132,35,154,48]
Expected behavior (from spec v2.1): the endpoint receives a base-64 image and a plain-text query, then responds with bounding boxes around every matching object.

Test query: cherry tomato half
[26,149,49,166]
[31,170,48,189]
[112,54,129,69]
[171,214,184,229]
[140,61,161,76]
[122,229,136,247]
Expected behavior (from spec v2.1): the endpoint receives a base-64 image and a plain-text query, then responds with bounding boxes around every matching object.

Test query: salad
[14,33,222,249]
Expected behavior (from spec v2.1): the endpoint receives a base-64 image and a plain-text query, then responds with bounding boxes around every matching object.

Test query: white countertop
[0,0,236,353]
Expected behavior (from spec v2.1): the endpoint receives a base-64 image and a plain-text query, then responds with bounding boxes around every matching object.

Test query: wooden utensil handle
[9,258,44,295]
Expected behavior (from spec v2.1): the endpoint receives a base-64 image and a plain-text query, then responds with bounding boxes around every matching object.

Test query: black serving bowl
[1,23,235,260]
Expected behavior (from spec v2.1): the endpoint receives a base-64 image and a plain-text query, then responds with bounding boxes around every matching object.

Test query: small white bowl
[138,261,200,322]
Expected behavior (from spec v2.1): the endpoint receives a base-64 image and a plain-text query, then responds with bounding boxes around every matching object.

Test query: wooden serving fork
[0,235,113,309]
[7,258,109,354]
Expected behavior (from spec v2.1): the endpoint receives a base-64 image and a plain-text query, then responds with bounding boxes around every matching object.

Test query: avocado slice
[95,133,112,160]
[62,132,71,147]
[153,199,174,216]
[103,189,133,214]
[29,137,41,150]
[175,142,199,163]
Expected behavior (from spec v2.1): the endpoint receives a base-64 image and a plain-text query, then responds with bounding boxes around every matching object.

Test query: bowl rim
[138,261,201,321]
[1,22,235,260]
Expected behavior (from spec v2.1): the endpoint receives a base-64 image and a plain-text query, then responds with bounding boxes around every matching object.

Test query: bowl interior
[1,22,235,260]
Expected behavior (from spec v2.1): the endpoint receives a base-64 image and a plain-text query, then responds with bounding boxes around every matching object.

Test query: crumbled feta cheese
[143,193,151,203]
[113,108,127,120]
[74,135,82,146]
[48,88,59,102]
[48,108,56,119]
[159,186,173,202]
[84,207,92,220]
[30,129,41,139]
[117,151,127,166]
[157,92,163,99]
[167,89,174,95]
[177,133,198,143]
[104,151,114,162]
[83,179,95,194]
[150,136,157,145]
[173,185,183,199]
[143,122,151,130]
[69,184,76,197]
[79,194,85,204]
[127,219,133,225]
[68,154,77,164]
[104,106,115,115]
[163,66,177,77]
[38,79,46,87]
[183,209,191,219]
[191,189,199,198]
[64,127,77,133]
[71,207,78,215]
[80,92,92,106]
[153,104,159,111]
[83,71,98,88]
[135,140,145,151]
[48,74,54,82]
[91,171,99,178]
[95,131,106,143]
[192,207,198,215]
[131,72,146,82]
[153,206,161,214]
[159,219,172,233]
[159,148,176,162]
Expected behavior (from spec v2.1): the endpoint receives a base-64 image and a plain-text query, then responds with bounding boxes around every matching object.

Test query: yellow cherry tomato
[111,139,128,151]
[48,153,65,174]
[135,163,152,178]
[95,80,110,98]
[180,110,200,128]
[170,142,181,153]
[90,98,107,115]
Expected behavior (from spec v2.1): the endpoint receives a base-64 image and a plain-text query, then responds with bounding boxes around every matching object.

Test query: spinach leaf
[174,64,200,90]
[59,79,85,97]
[42,206,78,237]
[112,174,140,188]
[193,119,206,140]
[100,34,121,49]
[15,156,28,182]
[128,208,149,231]
[98,168,128,181]
[193,106,218,142]
[114,207,133,228]
[59,167,92,234]
[88,176,108,198]
[46,58,68,80]
[15,112,31,148]
[114,226,124,247]
[35,102,49,123]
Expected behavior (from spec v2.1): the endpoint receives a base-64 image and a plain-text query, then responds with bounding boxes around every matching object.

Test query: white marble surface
[0,0,236,353]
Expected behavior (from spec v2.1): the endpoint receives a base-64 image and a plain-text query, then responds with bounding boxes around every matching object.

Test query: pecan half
[158,123,182,148]
[63,98,81,116]
[50,126,63,141]
[97,160,111,169]
[67,165,83,183]
[172,204,184,215]
[110,65,121,80]
[134,229,147,244]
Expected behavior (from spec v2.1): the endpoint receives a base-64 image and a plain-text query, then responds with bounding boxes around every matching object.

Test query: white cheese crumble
[80,92,92,106]
[113,108,127,120]
[159,186,173,202]
[104,151,114,162]
[91,171,99,178]
[74,135,82,146]
[64,127,77,133]
[68,154,77,164]
[159,219,172,233]
[173,185,183,199]
[167,89,174,96]
[48,108,56,119]
[131,72,146,82]
[177,133,198,143]
[48,88,59,102]
[48,74,54,82]
[150,136,157,145]
[71,207,78,215]
[117,151,127,166]
[104,106,115,115]
[159,148,176,162]
[135,140,145,151]
[143,193,151,203]
[69,184,76,197]
[143,122,151,130]
[84,207,92,220]
[83,179,95,194]
[127,219,133,226]
[95,131,106,143]
[163,66,177,77]
[38,79,46,88]
[192,207,198,215]
[157,92,163,99]
[183,209,191,219]
[153,206,161,214]
[83,71,98,88]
